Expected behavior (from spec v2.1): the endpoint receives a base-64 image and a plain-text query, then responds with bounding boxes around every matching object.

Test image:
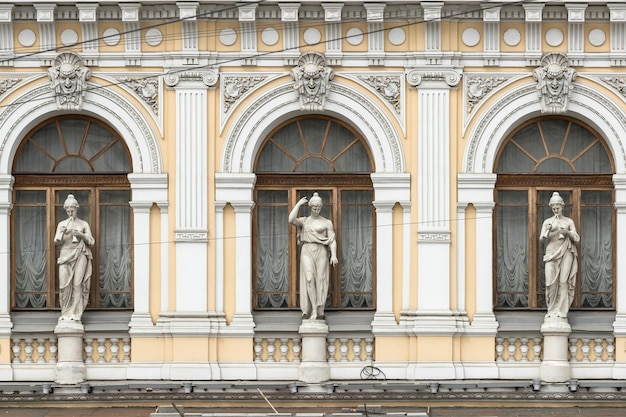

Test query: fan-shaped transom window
[495,117,615,311]
[14,117,130,173]
[253,116,375,311]
[255,118,373,173]
[11,116,132,311]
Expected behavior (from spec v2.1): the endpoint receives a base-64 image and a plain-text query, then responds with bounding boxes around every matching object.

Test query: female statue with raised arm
[54,194,95,322]
[289,192,338,320]
[540,192,580,319]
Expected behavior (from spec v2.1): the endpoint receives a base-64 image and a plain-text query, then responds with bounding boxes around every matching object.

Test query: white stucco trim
[0,82,162,174]
[220,80,404,174]
[463,80,626,175]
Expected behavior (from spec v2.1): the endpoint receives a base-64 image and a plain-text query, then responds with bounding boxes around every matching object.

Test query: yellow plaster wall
[132,338,166,362]
[218,338,254,362]
[461,336,496,361]
[417,337,453,361]
[172,338,210,361]
[374,337,409,361]
[0,340,11,363]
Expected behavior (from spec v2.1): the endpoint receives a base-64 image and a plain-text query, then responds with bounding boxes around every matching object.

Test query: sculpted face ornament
[48,52,91,110]
[291,52,334,111]
[533,53,576,114]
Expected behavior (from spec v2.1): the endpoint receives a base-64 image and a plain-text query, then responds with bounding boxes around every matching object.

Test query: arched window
[12,116,132,311]
[494,117,615,311]
[253,116,375,311]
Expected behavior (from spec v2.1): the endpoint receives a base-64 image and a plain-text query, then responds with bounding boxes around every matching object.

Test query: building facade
[1,0,626,395]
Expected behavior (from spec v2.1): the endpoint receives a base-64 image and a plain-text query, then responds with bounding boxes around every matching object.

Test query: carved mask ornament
[291,52,334,111]
[48,52,91,111]
[533,53,577,114]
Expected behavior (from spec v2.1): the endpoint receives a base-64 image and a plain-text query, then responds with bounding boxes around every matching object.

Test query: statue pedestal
[54,320,86,385]
[540,317,572,383]
[298,319,329,384]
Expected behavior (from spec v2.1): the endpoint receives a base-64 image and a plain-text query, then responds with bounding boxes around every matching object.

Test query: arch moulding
[0,81,163,175]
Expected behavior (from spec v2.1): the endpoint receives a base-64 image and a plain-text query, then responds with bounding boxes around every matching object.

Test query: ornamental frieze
[357,75,401,114]
[223,76,267,113]
[601,76,626,100]
[466,76,509,114]
[117,76,158,115]
[0,78,21,96]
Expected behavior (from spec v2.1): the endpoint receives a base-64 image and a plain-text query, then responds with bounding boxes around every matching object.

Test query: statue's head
[63,194,80,210]
[549,191,564,207]
[309,192,323,207]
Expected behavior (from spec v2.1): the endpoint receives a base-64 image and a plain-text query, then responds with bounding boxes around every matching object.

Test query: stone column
[540,317,572,383]
[54,321,86,384]
[298,320,329,384]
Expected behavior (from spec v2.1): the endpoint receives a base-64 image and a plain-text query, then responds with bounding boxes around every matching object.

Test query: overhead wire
[2,0,588,253]
[0,0,544,110]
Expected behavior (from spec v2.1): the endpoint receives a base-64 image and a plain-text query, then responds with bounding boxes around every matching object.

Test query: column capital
[230,200,255,212]
[77,3,98,21]
[119,3,140,21]
[522,3,544,21]
[279,3,300,21]
[322,3,343,21]
[406,68,462,88]
[164,69,218,88]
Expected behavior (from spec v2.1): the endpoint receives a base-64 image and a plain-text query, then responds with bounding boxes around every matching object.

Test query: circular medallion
[261,28,279,46]
[103,28,121,46]
[388,28,406,46]
[546,28,564,47]
[219,28,237,46]
[61,29,79,47]
[503,28,521,47]
[346,27,364,46]
[145,28,163,46]
[462,28,480,47]
[303,28,322,45]
[588,28,606,47]
[18,29,36,47]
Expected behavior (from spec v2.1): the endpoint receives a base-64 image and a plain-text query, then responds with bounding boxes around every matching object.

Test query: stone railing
[253,332,375,380]
[496,332,615,380]
[10,333,131,381]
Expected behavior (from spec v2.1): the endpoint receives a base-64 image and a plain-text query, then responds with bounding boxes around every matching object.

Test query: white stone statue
[289,192,338,320]
[54,194,95,322]
[540,192,580,319]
